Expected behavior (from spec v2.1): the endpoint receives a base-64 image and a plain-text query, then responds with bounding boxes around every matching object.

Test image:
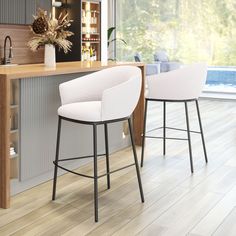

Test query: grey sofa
[134,53,160,76]
[153,51,181,72]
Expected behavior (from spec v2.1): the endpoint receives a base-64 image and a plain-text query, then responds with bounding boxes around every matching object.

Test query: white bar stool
[52,66,144,222]
[141,63,208,173]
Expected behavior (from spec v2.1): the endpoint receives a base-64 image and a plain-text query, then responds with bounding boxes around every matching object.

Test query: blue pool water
[206,67,236,87]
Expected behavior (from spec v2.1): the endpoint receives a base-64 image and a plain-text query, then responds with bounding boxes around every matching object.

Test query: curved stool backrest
[59,65,142,121]
[147,63,207,100]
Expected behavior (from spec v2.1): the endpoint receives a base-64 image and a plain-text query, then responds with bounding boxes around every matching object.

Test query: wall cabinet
[0,0,26,24]
[0,0,51,25]
[25,0,52,24]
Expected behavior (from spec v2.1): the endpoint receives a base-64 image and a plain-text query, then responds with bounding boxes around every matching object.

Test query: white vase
[44,44,56,68]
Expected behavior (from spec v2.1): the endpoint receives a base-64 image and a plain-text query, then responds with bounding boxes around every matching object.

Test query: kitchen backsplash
[0,24,44,65]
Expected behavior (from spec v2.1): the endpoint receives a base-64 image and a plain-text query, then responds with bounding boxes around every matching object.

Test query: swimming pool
[205,66,236,92]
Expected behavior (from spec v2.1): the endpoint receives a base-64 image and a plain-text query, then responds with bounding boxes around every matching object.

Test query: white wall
[101,0,108,61]
[107,0,116,59]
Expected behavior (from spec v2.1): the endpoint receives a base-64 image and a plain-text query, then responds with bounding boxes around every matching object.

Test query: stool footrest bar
[53,162,94,179]
[145,126,201,135]
[58,153,106,162]
[165,126,201,134]
[144,135,188,141]
[98,163,135,178]
[53,162,135,180]
[145,126,163,134]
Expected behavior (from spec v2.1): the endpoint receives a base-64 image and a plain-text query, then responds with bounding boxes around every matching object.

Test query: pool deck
[208,66,236,71]
[202,90,236,100]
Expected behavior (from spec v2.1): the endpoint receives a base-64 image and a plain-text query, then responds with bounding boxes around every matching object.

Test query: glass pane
[116,0,236,92]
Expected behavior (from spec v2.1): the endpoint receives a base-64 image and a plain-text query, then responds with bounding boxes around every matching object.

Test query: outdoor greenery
[116,0,236,65]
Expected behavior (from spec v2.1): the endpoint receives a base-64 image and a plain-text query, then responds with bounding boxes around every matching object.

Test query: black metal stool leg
[93,124,99,222]
[163,101,166,155]
[141,99,148,167]
[128,118,145,203]
[185,102,194,173]
[195,100,208,163]
[104,123,111,189]
[52,117,62,200]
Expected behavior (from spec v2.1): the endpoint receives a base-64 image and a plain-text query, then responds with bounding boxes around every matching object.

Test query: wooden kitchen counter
[0,61,146,208]
[0,61,144,79]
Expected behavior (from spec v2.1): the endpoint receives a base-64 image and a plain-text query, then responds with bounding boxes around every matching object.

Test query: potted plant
[107,27,127,61]
[27,9,73,68]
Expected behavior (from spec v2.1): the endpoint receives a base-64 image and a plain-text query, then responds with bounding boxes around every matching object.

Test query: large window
[115,0,236,66]
[115,0,236,92]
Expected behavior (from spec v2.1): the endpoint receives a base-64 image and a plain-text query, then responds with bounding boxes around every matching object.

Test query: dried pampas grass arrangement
[28,8,74,53]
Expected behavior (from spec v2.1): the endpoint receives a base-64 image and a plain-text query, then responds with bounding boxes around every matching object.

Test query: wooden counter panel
[133,66,146,145]
[0,75,10,208]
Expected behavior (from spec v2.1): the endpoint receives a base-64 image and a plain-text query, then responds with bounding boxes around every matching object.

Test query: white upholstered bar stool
[141,63,208,173]
[52,66,144,222]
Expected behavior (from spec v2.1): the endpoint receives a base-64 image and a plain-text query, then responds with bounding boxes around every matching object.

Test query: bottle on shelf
[81,46,84,61]
[82,46,87,61]
[82,46,90,61]
[82,10,86,24]
[94,49,97,61]
[92,11,97,24]
[90,47,93,60]
[89,47,97,61]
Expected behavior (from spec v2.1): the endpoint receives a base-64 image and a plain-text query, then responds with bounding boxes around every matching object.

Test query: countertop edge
[0,61,145,80]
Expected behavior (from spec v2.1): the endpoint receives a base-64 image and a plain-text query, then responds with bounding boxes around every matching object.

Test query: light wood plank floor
[0,99,236,236]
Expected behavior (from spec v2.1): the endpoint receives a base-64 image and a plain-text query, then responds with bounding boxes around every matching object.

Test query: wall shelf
[10,129,18,134]
[83,10,100,13]
[10,105,18,109]
[82,41,100,44]
[82,32,100,35]
[10,79,20,180]
[10,154,18,159]
[82,23,99,26]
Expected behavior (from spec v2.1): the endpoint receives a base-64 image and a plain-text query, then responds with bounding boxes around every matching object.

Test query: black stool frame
[52,115,144,222]
[141,98,208,173]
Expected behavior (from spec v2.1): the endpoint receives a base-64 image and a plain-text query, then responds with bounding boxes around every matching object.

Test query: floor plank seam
[185,192,227,236]
[211,202,236,235]
[111,185,192,235]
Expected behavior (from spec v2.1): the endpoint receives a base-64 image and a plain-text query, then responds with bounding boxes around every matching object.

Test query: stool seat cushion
[58,101,102,122]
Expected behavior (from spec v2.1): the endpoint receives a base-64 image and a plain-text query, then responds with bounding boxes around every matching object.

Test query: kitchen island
[0,61,145,208]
